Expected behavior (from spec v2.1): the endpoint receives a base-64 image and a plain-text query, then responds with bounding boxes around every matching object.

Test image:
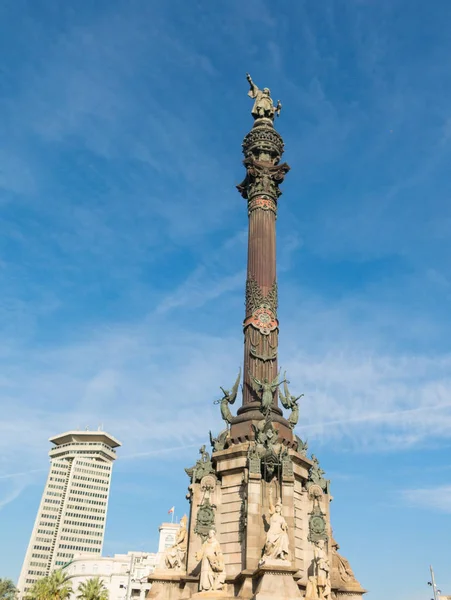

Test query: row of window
[58,544,100,551]
[41,506,59,512]
[49,477,66,483]
[35,536,52,542]
[67,497,106,506]
[56,450,105,459]
[66,505,106,514]
[61,529,103,537]
[29,561,47,567]
[44,499,60,505]
[76,460,111,471]
[64,520,103,528]
[72,481,108,492]
[32,553,50,559]
[39,522,56,528]
[34,545,51,551]
[41,513,58,519]
[73,474,110,484]
[37,529,54,535]
[48,483,65,490]
[46,491,62,497]
[60,536,102,544]
[28,570,45,576]
[70,489,107,499]
[65,511,105,519]
[57,552,74,558]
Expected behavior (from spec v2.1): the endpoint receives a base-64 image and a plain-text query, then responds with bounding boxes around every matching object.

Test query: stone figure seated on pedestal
[259,490,290,565]
[164,515,188,570]
[195,529,226,592]
[331,537,357,584]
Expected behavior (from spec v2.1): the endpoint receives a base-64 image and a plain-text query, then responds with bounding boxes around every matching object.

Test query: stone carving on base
[295,435,308,456]
[165,514,188,570]
[194,475,217,541]
[308,494,328,544]
[307,455,330,495]
[259,489,290,565]
[185,445,215,483]
[305,540,331,600]
[246,73,282,121]
[238,474,248,542]
[195,529,226,592]
[209,429,229,452]
[194,499,216,542]
[248,443,261,474]
[281,448,294,478]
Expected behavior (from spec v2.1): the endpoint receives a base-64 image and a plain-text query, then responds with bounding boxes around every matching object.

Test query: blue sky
[1,0,451,598]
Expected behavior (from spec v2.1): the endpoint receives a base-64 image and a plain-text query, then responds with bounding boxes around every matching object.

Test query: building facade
[63,522,179,600]
[65,552,158,600]
[17,430,121,598]
[157,522,180,555]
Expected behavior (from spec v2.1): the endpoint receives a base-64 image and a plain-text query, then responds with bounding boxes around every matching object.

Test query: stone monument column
[147,73,366,600]
[231,74,291,444]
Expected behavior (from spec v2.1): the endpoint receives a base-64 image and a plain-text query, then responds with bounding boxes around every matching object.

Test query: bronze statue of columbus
[246,73,282,121]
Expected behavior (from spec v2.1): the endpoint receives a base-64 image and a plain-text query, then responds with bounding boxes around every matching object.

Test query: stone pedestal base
[147,572,185,600]
[335,586,367,600]
[190,591,234,600]
[252,565,302,600]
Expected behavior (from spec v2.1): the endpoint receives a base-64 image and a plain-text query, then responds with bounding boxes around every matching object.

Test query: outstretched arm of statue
[246,73,258,98]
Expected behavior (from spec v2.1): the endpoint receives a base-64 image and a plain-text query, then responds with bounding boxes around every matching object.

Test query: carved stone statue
[260,489,290,564]
[312,540,331,600]
[195,529,226,592]
[307,455,330,494]
[246,73,282,121]
[185,445,215,483]
[165,514,188,570]
[279,374,303,429]
[214,368,241,425]
[249,370,287,415]
[295,435,308,456]
[209,428,229,452]
[331,537,358,584]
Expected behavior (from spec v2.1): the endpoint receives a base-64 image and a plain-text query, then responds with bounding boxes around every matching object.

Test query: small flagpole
[171,508,174,524]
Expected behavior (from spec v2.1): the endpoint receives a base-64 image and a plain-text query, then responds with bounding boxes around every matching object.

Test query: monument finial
[246,73,282,121]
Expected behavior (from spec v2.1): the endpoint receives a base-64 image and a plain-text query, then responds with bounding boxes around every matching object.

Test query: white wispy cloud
[402,485,451,513]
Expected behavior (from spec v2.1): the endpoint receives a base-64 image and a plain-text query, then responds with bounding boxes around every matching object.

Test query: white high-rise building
[17,430,121,598]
